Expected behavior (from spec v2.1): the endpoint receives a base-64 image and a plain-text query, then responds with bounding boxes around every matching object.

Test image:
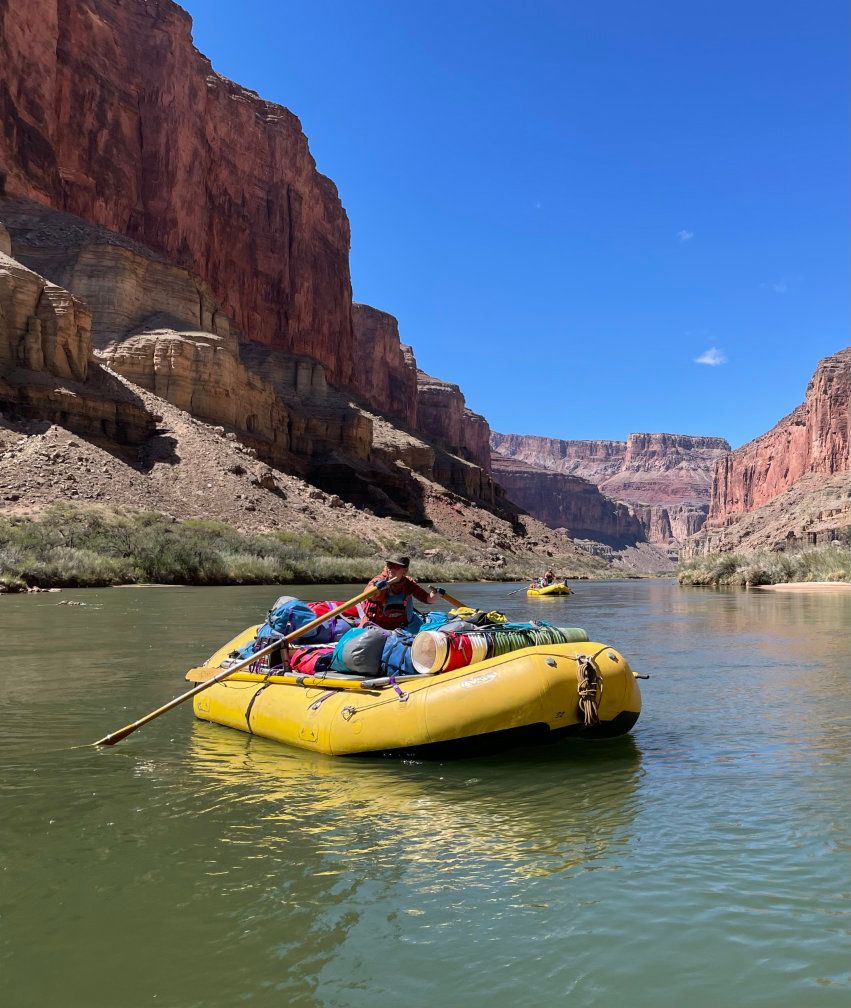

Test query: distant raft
[527,582,573,597]
[187,624,642,757]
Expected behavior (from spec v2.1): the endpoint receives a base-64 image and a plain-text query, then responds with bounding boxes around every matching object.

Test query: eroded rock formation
[490,433,626,482]
[601,433,731,505]
[629,502,710,544]
[0,224,152,444]
[1,199,504,519]
[492,455,644,545]
[708,348,851,525]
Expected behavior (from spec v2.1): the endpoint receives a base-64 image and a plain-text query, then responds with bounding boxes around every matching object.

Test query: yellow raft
[188,625,642,757]
[527,582,572,597]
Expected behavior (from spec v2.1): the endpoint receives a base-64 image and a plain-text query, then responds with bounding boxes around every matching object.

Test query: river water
[1,580,849,1007]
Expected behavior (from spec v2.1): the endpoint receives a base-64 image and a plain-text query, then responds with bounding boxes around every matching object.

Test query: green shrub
[679,543,851,587]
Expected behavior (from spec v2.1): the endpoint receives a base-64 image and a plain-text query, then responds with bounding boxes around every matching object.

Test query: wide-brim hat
[385,555,410,567]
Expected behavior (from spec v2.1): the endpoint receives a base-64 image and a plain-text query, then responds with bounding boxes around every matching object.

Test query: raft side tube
[192,642,641,756]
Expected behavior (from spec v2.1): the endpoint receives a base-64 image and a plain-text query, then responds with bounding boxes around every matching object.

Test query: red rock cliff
[0,0,354,384]
[417,371,491,472]
[489,432,729,503]
[708,348,851,524]
[491,430,729,544]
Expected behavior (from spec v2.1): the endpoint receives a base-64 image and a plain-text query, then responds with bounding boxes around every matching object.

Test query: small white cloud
[534,201,542,210]
[771,281,788,294]
[695,347,727,366]
[677,229,694,242]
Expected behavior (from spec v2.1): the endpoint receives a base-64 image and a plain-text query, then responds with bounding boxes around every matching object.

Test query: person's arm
[408,578,437,604]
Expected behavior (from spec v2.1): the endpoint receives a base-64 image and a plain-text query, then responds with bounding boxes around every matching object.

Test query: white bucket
[411,630,450,674]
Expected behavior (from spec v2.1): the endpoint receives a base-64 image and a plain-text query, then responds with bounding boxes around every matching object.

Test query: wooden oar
[506,584,532,596]
[92,581,387,747]
[183,668,381,690]
[429,585,469,609]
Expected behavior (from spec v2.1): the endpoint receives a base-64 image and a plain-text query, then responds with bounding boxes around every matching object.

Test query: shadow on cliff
[308,452,431,525]
[1,362,158,464]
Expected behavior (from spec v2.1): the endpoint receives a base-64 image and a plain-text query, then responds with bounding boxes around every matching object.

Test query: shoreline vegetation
[678,542,851,587]
[0,504,479,592]
[6,505,850,595]
[0,503,603,593]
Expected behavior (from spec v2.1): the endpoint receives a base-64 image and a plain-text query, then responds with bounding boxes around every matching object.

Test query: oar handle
[93,580,387,747]
[429,585,466,609]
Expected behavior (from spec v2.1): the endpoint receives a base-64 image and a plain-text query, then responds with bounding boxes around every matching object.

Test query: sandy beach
[757,581,851,592]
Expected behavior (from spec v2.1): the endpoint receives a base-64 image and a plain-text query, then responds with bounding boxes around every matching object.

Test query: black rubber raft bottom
[362,711,641,760]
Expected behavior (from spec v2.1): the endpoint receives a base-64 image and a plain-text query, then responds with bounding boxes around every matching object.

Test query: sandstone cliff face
[0,222,88,383]
[0,225,152,444]
[492,455,644,545]
[0,0,354,384]
[350,304,418,428]
[417,371,491,471]
[0,3,503,512]
[708,348,851,525]
[684,472,851,556]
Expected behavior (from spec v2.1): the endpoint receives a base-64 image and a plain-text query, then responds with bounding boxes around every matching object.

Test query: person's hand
[427,590,438,603]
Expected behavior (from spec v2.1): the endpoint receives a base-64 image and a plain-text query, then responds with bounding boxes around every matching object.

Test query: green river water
[1,580,849,1007]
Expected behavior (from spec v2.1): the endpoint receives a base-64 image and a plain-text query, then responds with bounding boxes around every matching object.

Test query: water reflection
[186,723,643,883]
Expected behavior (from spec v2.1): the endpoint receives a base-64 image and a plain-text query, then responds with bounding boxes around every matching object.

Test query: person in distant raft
[362,556,437,631]
[543,568,556,585]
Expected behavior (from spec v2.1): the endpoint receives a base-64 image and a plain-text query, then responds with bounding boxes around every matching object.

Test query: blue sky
[190,0,849,448]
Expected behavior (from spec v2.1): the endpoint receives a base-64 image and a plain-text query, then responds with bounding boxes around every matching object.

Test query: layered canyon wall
[416,371,492,472]
[350,304,417,429]
[601,432,731,505]
[0,0,504,519]
[491,431,729,544]
[1,198,504,520]
[490,433,626,483]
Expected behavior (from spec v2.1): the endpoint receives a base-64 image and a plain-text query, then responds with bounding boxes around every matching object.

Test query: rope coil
[576,653,602,727]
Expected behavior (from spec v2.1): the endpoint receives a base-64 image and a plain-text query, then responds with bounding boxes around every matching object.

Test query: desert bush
[0,504,511,590]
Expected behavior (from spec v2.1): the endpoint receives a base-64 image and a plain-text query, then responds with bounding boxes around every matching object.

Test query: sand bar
[757,581,851,592]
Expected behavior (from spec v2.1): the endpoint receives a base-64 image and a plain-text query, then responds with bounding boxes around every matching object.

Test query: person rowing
[361,555,437,631]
